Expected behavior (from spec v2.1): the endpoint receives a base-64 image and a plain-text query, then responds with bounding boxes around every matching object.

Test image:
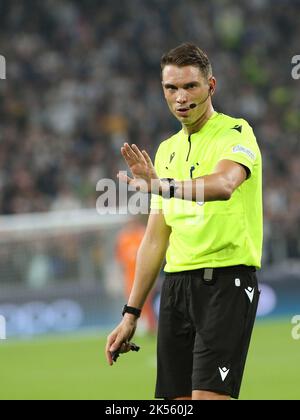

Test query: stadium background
[0,0,299,400]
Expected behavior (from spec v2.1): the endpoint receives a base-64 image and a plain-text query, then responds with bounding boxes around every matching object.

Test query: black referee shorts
[155,265,260,400]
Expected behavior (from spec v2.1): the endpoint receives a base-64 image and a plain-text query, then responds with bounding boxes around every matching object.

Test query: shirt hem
[164,261,261,273]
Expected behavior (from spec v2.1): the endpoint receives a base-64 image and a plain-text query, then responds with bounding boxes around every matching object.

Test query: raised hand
[118,143,159,193]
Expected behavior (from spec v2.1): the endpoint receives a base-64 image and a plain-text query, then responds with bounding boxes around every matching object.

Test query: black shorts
[155,265,260,400]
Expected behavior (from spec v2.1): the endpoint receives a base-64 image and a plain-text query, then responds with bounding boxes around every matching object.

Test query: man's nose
[176,89,188,104]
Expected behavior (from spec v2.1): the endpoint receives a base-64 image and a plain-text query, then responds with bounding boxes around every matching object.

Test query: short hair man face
[161,43,216,131]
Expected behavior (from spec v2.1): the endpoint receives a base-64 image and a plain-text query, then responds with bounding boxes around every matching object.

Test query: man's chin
[180,117,194,126]
[176,115,192,124]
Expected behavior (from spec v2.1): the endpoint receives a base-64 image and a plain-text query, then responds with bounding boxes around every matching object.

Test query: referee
[105,43,263,400]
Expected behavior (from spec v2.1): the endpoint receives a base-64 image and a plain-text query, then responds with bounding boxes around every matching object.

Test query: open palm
[118,143,159,193]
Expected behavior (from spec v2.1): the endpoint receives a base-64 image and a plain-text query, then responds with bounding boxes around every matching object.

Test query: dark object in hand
[111,342,140,363]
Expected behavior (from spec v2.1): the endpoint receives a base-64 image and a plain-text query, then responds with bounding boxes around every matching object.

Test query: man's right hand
[105,314,138,366]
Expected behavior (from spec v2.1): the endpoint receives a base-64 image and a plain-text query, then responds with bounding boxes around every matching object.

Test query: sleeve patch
[232,145,256,161]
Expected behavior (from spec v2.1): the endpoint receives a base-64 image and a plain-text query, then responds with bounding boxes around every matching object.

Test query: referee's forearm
[159,174,233,202]
[178,174,232,202]
[127,238,166,310]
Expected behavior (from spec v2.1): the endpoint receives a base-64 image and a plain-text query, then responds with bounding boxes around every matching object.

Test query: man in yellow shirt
[106,43,263,400]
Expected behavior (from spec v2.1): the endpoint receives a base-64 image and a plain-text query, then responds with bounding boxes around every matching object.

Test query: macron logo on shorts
[245,287,255,303]
[219,367,230,382]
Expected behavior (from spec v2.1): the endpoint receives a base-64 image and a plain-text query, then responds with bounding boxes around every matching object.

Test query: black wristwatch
[161,178,176,199]
[122,304,141,318]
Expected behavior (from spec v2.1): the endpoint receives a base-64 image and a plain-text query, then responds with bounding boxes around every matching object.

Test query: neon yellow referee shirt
[151,112,263,272]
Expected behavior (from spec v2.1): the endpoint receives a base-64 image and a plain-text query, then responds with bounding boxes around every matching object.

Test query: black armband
[122,304,141,318]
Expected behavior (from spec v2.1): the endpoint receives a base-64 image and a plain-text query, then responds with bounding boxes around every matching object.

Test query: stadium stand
[0,0,299,264]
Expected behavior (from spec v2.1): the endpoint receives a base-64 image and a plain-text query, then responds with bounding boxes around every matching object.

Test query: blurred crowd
[0,230,105,288]
[0,0,299,263]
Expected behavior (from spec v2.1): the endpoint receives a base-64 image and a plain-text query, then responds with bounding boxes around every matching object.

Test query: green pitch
[0,319,299,400]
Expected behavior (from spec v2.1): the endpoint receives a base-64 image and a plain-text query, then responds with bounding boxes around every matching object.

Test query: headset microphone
[189,87,213,110]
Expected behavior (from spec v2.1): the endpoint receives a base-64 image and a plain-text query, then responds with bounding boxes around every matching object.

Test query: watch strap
[122,304,141,318]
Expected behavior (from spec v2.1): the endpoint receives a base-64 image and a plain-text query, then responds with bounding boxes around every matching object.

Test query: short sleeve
[219,122,259,177]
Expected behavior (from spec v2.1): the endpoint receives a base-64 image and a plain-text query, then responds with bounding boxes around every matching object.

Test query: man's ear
[209,77,216,95]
